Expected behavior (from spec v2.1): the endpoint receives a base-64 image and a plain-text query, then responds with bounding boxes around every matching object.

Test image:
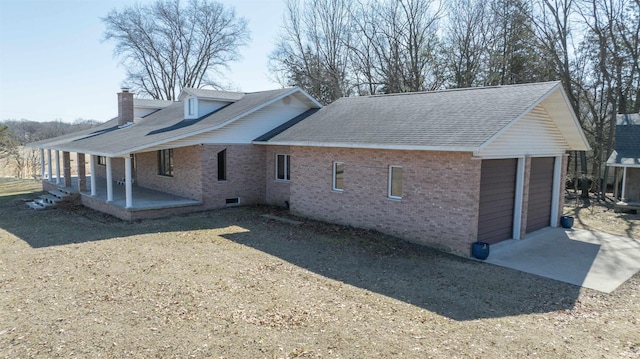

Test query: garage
[526,157,555,233]
[478,159,518,244]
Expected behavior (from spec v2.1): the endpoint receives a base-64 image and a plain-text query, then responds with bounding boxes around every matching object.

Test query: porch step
[41,194,63,204]
[34,198,55,208]
[49,189,71,199]
[26,201,46,210]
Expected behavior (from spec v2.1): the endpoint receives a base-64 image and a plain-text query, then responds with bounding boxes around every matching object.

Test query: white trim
[621,167,628,202]
[388,165,403,200]
[550,156,562,227]
[89,155,96,196]
[55,151,61,184]
[332,161,344,192]
[512,157,525,239]
[106,157,113,202]
[125,155,133,208]
[46,149,52,180]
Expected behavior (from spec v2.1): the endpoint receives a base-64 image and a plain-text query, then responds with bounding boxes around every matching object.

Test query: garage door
[526,157,555,233]
[478,159,518,244]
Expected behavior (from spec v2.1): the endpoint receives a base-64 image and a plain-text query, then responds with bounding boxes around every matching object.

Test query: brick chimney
[118,88,134,126]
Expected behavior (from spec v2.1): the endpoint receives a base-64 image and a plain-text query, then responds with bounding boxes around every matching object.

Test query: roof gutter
[253,140,479,152]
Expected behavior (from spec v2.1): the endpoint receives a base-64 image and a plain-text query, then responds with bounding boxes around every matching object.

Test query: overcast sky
[0,0,286,122]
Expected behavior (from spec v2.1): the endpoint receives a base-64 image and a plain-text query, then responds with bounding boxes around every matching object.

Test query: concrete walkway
[484,227,640,293]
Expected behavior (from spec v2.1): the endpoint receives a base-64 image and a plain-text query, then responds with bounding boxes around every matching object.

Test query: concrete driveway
[484,227,640,293]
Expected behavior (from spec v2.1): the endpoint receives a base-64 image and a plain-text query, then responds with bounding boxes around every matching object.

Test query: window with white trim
[276,154,290,181]
[97,156,106,166]
[187,97,196,116]
[388,165,402,199]
[333,162,344,191]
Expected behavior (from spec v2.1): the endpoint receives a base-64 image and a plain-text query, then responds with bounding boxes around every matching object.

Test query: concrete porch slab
[484,227,640,293]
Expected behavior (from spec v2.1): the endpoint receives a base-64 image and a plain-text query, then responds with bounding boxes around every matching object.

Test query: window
[276,154,290,181]
[158,149,173,176]
[388,166,402,199]
[217,149,226,181]
[187,97,196,116]
[332,162,344,191]
[97,156,106,166]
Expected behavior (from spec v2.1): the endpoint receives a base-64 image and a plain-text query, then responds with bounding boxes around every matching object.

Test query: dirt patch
[563,194,640,239]
[1,180,639,358]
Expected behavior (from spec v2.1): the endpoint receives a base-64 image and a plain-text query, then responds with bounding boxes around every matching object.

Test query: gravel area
[1,179,639,358]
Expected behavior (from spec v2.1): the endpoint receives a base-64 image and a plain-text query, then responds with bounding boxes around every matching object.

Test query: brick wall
[201,144,266,209]
[265,145,291,207]
[289,146,482,255]
[93,157,125,181]
[135,146,203,200]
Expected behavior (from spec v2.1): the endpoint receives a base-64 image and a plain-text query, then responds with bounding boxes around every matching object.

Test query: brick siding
[136,146,203,200]
[200,144,266,209]
[265,145,291,207]
[288,146,482,255]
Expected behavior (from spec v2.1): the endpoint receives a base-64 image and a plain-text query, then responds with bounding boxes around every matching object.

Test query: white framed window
[388,165,402,199]
[97,156,106,166]
[333,162,344,192]
[275,154,290,181]
[187,97,197,116]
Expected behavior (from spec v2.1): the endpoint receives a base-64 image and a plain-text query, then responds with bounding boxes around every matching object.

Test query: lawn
[1,178,639,358]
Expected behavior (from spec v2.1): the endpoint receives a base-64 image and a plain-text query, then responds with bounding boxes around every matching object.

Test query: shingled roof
[607,113,640,167]
[263,81,587,152]
[29,87,314,157]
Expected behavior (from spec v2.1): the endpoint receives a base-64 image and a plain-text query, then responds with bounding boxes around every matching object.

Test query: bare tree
[443,0,491,88]
[103,0,249,100]
[354,0,443,93]
[270,0,354,104]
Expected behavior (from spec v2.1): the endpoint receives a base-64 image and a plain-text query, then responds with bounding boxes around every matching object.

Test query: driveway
[484,227,640,293]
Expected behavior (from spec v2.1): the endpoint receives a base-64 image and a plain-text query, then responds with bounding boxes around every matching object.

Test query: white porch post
[550,155,563,227]
[39,149,45,179]
[89,155,96,196]
[55,151,61,184]
[125,155,133,208]
[620,167,628,203]
[512,157,525,239]
[106,157,113,202]
[47,149,52,180]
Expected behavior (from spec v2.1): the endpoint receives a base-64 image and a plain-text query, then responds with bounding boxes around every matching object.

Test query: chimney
[118,88,134,126]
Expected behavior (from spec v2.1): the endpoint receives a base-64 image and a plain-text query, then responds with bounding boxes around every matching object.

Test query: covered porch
[42,175,202,220]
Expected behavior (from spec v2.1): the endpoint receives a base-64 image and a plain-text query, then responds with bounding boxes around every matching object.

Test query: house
[607,113,640,212]
[257,81,590,254]
[29,81,590,256]
[29,87,322,220]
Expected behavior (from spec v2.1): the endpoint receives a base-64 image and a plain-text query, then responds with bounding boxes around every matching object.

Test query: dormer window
[187,97,197,117]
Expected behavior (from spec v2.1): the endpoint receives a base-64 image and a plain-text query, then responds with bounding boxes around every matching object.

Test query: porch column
[125,155,133,208]
[62,151,72,187]
[89,155,96,196]
[39,149,45,179]
[106,157,113,202]
[47,149,52,180]
[550,155,563,227]
[77,153,86,192]
[55,151,61,184]
[512,157,526,240]
[620,167,628,204]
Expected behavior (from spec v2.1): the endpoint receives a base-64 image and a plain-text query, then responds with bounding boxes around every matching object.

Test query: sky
[0,0,286,123]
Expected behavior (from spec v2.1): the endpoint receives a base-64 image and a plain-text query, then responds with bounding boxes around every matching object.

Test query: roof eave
[254,140,479,152]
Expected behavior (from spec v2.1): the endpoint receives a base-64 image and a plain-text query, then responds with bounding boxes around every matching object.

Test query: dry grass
[1,179,639,358]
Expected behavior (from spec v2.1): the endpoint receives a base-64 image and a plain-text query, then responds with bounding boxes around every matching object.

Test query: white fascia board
[254,140,479,152]
[476,82,562,153]
[110,88,308,157]
[473,151,567,159]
